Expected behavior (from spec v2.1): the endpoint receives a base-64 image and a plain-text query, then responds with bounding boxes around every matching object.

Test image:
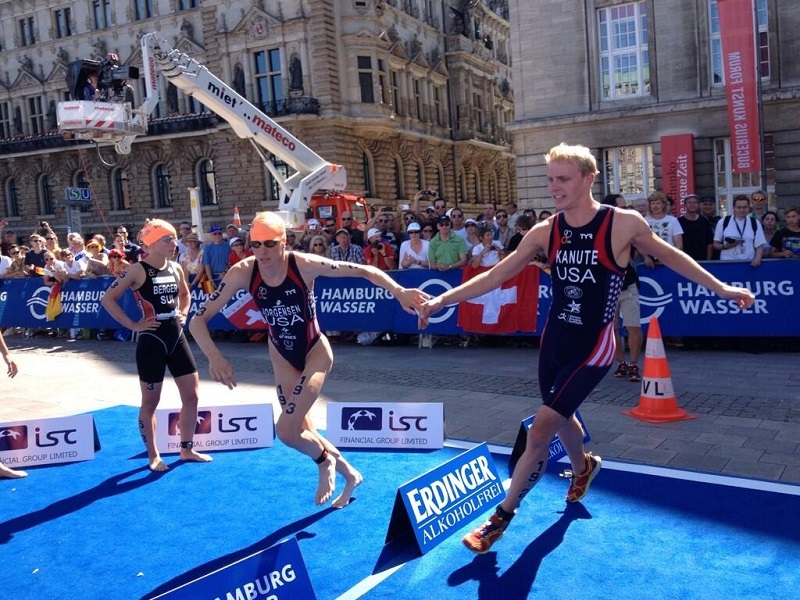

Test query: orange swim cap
[250,212,286,242]
[140,219,177,247]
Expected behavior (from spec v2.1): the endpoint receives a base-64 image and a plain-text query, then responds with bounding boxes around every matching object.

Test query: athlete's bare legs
[271,338,361,507]
[174,372,213,464]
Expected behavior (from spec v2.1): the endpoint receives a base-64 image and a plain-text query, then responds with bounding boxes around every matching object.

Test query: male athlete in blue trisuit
[420,143,756,553]
[190,212,427,508]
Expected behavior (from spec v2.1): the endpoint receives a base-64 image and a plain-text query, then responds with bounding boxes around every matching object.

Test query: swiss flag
[221,291,269,330]
[456,264,539,334]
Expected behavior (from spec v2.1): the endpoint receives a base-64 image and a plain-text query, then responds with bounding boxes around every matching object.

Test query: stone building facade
[509,0,800,218]
[0,0,515,237]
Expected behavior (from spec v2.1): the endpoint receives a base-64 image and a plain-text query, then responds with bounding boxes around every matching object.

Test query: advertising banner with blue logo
[385,443,506,555]
[151,536,316,600]
[0,414,97,468]
[155,403,274,455]
[1,260,797,336]
[325,402,444,449]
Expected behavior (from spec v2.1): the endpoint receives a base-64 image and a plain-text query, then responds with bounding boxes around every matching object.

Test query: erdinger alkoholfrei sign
[155,404,274,454]
[385,443,506,554]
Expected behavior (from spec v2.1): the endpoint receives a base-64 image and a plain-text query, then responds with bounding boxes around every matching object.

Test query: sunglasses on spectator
[497,214,508,218]
[404,215,416,221]
[408,230,420,234]
[377,219,387,223]
[342,217,352,221]
[423,228,433,233]
[313,243,324,247]
[9,250,19,255]
[250,240,279,249]
[46,257,55,262]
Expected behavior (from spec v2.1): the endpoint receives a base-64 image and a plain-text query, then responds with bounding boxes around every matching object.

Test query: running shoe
[565,453,602,503]
[627,364,642,382]
[612,362,629,378]
[462,507,514,554]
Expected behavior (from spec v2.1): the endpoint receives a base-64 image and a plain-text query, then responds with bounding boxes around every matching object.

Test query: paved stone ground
[2,334,799,484]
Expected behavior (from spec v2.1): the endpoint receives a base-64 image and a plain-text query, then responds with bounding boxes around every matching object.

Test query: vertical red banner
[717,0,761,173]
[660,134,695,216]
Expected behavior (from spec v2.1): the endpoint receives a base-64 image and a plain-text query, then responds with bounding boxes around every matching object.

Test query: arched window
[436,165,445,200]
[111,168,130,211]
[197,158,217,206]
[393,157,405,200]
[472,168,482,204]
[153,163,172,208]
[5,178,20,217]
[38,174,54,215]
[362,152,375,198]
[266,158,290,203]
[75,170,90,188]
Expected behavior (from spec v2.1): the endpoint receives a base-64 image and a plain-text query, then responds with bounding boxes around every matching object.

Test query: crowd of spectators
[2,189,797,345]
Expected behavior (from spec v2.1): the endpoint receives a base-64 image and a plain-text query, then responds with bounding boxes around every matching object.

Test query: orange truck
[306,192,370,231]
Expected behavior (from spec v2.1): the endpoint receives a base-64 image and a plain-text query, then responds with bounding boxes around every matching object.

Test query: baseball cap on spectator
[335,228,350,237]
[425,206,436,213]
[465,218,478,226]
[86,240,101,249]
[438,215,451,224]
[307,219,321,227]
[227,223,239,230]
[407,222,421,232]
[209,225,223,233]
[184,233,200,243]
[229,237,243,246]
[683,194,700,202]
[699,196,716,204]
[367,228,381,241]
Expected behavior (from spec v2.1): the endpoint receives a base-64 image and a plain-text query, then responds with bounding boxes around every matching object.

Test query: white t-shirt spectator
[646,215,684,247]
[471,240,504,267]
[0,255,12,278]
[714,216,767,261]
[399,239,430,268]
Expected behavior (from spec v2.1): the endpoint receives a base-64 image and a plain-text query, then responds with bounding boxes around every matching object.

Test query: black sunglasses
[250,240,280,249]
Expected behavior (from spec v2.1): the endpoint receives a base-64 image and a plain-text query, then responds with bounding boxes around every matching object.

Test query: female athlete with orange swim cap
[101,219,213,471]
[190,212,428,508]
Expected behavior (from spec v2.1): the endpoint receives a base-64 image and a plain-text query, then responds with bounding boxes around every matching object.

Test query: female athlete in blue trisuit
[190,212,427,508]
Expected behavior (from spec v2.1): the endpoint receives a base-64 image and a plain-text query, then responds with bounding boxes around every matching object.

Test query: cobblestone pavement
[2,334,799,484]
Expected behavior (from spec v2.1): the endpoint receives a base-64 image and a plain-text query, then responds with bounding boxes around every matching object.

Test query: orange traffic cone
[623,317,696,423]
[233,206,241,227]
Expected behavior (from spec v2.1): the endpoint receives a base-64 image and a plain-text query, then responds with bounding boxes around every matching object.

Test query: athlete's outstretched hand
[417,296,446,329]
[718,285,756,310]
[208,355,237,390]
[394,287,430,315]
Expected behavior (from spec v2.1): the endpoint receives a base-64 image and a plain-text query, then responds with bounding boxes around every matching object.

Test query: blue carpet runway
[1,406,798,599]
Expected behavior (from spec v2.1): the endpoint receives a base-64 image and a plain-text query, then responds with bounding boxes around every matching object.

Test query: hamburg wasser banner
[1,261,798,336]
[718,0,761,174]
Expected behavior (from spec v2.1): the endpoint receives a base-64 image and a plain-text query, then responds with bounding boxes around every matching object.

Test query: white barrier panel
[155,404,274,454]
[325,402,444,449]
[0,414,97,468]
